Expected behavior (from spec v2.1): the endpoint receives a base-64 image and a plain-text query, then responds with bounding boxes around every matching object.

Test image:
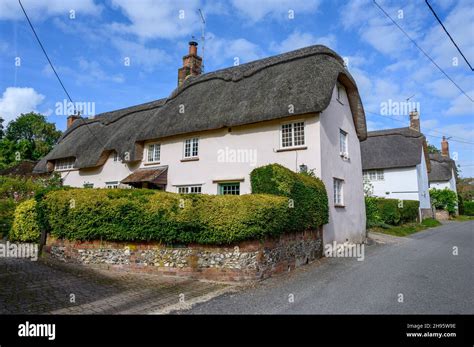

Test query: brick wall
[43,228,323,282]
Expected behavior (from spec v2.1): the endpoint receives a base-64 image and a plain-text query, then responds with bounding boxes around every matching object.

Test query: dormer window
[339,129,348,158]
[113,151,119,162]
[55,157,75,171]
[336,83,344,103]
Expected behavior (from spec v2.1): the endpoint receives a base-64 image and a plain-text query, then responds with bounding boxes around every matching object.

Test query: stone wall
[43,228,323,282]
[435,209,450,221]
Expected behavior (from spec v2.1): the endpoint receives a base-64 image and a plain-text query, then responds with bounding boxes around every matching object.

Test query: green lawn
[369,218,442,237]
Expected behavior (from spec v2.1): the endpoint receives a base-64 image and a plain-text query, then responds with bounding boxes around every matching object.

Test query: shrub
[376,199,401,225]
[430,188,458,215]
[10,199,41,242]
[463,201,474,216]
[399,200,420,224]
[40,189,290,244]
[0,198,16,236]
[365,196,382,228]
[250,163,328,230]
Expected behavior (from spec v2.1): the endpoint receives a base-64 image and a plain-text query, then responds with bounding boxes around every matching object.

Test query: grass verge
[451,215,474,222]
[369,218,442,237]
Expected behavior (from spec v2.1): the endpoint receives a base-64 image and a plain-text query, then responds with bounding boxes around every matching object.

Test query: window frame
[280,121,306,149]
[183,138,199,159]
[55,158,75,171]
[336,82,344,104]
[333,178,344,207]
[218,182,240,195]
[105,181,119,189]
[339,129,349,158]
[363,169,385,181]
[177,185,202,194]
[146,143,161,163]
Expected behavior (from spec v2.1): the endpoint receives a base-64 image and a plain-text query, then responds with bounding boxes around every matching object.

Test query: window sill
[181,157,199,162]
[144,162,160,166]
[276,146,307,153]
[334,204,345,208]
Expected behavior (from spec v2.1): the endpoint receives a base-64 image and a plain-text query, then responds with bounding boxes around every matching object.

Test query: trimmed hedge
[10,199,41,242]
[250,164,328,231]
[40,189,290,244]
[365,197,419,227]
[463,201,474,216]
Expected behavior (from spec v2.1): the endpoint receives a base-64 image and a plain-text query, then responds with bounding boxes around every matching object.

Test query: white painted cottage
[360,111,432,218]
[35,43,368,244]
[428,138,457,193]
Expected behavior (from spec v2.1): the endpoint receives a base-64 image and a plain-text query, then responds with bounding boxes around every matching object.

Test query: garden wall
[44,228,323,282]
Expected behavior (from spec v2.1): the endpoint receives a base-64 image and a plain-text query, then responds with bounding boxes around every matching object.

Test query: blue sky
[0,0,473,176]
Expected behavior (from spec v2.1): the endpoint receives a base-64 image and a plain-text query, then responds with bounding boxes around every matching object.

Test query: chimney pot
[189,41,198,56]
[67,114,81,129]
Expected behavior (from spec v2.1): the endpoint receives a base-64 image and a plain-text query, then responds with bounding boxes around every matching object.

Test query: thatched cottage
[428,138,457,193]
[34,43,368,243]
[360,111,433,218]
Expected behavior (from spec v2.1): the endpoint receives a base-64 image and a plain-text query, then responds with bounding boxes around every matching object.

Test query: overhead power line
[18,0,104,147]
[373,0,473,102]
[425,0,473,71]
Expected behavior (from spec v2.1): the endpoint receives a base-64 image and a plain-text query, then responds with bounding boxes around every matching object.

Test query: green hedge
[39,189,290,244]
[250,163,328,230]
[365,197,419,227]
[0,198,16,236]
[9,199,41,242]
[430,188,458,215]
[463,201,474,216]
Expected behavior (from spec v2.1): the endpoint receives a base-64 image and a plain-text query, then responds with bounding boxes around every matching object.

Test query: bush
[10,199,41,242]
[463,201,474,216]
[40,189,290,244]
[430,188,458,215]
[0,198,16,236]
[250,164,328,230]
[365,197,419,227]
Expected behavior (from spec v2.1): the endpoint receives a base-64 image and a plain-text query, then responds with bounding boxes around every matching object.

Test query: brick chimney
[67,114,81,129]
[441,136,450,157]
[409,109,420,132]
[178,41,202,86]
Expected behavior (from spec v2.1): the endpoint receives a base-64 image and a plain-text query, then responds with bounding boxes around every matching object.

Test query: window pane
[154,144,160,162]
[184,140,191,157]
[192,138,199,157]
[281,124,293,148]
[294,122,305,146]
[377,170,384,180]
[221,183,240,195]
[339,130,347,154]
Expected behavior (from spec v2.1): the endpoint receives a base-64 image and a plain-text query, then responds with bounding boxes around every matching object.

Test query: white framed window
[333,178,344,206]
[336,83,344,103]
[363,169,384,181]
[55,158,75,171]
[83,182,94,188]
[280,121,305,148]
[113,151,119,162]
[106,181,119,189]
[339,129,348,157]
[177,185,202,194]
[147,143,161,163]
[184,138,199,158]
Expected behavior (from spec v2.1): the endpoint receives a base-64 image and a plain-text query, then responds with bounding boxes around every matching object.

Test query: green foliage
[10,199,41,242]
[250,163,329,230]
[0,112,61,169]
[429,188,458,215]
[427,143,441,154]
[421,218,441,228]
[365,197,419,227]
[463,201,474,216]
[0,198,15,236]
[39,189,290,245]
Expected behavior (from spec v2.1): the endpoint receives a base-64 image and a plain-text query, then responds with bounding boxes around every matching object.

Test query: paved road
[0,257,229,314]
[181,221,474,314]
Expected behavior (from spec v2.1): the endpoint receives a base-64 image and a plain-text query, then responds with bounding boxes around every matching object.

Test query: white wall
[429,168,457,193]
[368,166,420,201]
[416,150,431,209]
[320,83,366,244]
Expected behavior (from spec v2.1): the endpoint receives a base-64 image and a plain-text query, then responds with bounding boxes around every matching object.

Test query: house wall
[368,166,420,201]
[429,168,457,193]
[319,83,366,244]
[416,150,431,209]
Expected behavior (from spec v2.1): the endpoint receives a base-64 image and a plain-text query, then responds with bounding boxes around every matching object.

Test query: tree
[0,117,4,139]
[0,112,61,169]
[427,142,441,154]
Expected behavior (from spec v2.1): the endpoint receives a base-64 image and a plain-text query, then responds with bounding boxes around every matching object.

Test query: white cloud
[205,33,264,67]
[0,87,45,123]
[231,0,320,22]
[0,0,101,20]
[270,31,336,54]
[110,0,201,40]
[111,38,171,72]
[446,91,474,116]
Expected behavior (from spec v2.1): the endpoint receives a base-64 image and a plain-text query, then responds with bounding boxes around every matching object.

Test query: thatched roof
[34,45,367,173]
[0,160,48,177]
[361,127,431,171]
[428,153,455,182]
